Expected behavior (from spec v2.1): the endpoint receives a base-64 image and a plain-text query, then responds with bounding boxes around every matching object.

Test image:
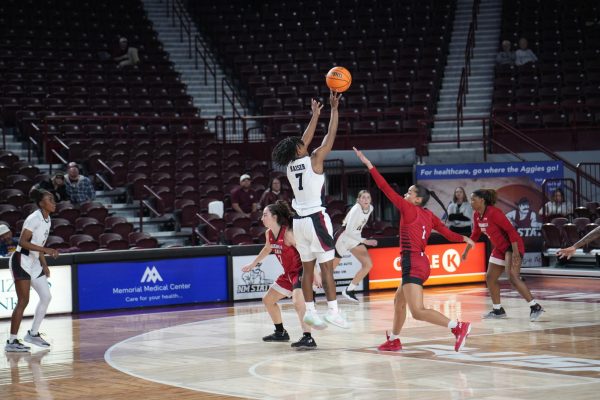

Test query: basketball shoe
[377,331,402,351]
[482,307,507,319]
[262,330,290,342]
[5,339,30,353]
[451,321,471,352]
[342,288,359,303]
[530,304,545,322]
[24,331,51,348]
[291,334,317,350]
[303,311,328,330]
[324,310,349,329]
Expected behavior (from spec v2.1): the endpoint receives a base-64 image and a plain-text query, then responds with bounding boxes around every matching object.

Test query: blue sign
[416,161,563,185]
[78,256,228,312]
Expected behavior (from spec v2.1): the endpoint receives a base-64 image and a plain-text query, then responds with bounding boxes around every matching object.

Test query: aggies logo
[140,266,163,283]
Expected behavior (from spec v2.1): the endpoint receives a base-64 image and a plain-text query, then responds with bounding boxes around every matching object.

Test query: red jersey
[268,225,302,274]
[470,205,524,253]
[370,167,464,251]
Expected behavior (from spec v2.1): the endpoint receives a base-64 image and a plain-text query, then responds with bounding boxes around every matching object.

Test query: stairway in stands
[141,0,248,121]
[425,0,502,164]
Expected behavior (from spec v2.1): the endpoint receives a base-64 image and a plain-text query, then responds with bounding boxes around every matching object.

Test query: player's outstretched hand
[353,147,373,169]
[556,246,576,260]
[330,91,342,110]
[241,263,255,273]
[364,239,378,247]
[311,98,324,115]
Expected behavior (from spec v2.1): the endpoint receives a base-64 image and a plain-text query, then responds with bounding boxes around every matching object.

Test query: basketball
[326,66,352,92]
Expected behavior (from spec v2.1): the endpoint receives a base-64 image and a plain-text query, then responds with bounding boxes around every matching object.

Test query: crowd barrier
[0,238,488,315]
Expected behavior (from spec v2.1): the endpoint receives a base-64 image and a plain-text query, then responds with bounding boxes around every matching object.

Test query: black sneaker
[342,288,359,303]
[482,307,507,319]
[262,330,290,342]
[291,335,317,350]
[530,304,544,322]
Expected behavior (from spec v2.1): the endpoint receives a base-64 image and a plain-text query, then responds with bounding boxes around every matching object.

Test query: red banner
[368,242,487,289]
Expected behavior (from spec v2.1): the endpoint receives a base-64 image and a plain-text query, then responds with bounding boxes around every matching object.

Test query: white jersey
[287,155,325,216]
[17,209,51,263]
[342,204,373,241]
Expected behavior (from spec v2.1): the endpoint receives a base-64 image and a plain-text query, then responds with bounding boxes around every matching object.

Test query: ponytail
[428,190,449,219]
[267,200,295,226]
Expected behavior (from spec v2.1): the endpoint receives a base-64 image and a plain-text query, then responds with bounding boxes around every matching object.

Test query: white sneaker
[24,331,51,348]
[324,311,350,329]
[303,311,328,330]
[5,339,31,353]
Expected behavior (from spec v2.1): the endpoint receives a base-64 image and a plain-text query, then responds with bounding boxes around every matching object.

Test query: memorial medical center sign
[368,242,486,289]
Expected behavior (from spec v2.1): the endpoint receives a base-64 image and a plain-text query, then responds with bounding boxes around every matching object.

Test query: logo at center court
[140,266,163,283]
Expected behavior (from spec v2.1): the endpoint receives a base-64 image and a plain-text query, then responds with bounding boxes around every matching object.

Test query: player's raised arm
[312,91,341,173]
[300,99,324,151]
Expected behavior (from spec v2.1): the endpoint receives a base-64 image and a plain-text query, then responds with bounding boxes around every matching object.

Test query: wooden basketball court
[1,276,599,399]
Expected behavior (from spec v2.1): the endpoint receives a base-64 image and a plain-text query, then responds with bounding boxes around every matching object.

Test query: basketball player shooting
[271,91,348,330]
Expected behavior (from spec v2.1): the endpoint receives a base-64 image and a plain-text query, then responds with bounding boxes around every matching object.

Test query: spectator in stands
[515,38,538,66]
[496,40,515,66]
[259,177,290,209]
[113,37,140,68]
[0,224,18,257]
[539,188,573,219]
[35,172,68,203]
[65,163,95,204]
[446,187,473,236]
[231,174,258,217]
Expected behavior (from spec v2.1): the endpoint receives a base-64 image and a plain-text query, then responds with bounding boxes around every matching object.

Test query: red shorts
[400,251,430,286]
[489,247,524,267]
[271,269,302,297]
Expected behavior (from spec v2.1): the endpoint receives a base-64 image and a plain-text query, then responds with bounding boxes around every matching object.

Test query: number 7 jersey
[287,155,325,217]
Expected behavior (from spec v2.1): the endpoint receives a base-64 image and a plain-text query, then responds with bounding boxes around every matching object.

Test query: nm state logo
[237,264,273,294]
[141,266,163,283]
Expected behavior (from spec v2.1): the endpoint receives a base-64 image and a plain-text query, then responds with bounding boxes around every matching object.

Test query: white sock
[528,300,538,307]
[389,333,399,341]
[305,302,316,313]
[10,334,17,341]
[347,283,357,291]
[327,300,338,313]
[492,304,502,310]
[447,320,458,329]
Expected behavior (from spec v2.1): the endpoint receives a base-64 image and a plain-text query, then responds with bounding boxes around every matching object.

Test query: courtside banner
[0,265,72,318]
[416,161,564,267]
[77,256,228,312]
[368,242,486,289]
[232,253,364,300]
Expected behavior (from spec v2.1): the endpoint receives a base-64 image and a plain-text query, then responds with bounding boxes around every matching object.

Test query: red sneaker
[377,331,402,351]
[451,321,471,352]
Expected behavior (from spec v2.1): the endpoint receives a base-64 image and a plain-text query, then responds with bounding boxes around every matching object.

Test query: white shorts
[335,231,362,258]
[9,252,43,280]
[292,211,335,264]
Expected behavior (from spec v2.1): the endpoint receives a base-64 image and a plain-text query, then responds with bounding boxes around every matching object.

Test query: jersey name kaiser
[289,164,306,172]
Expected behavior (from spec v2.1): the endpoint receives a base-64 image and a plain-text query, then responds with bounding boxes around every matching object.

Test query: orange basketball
[325,66,352,92]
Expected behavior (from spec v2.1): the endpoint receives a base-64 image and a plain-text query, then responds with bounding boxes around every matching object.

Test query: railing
[172,0,192,58]
[221,78,244,118]
[455,0,481,136]
[194,34,217,102]
[576,163,600,206]
[139,185,163,231]
[95,159,116,191]
[194,212,220,245]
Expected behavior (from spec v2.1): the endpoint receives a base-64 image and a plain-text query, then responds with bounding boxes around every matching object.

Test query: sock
[10,334,17,342]
[447,320,458,329]
[274,323,284,333]
[347,283,357,291]
[305,302,316,313]
[389,333,399,341]
[303,332,311,337]
[327,300,338,313]
[492,304,502,310]
[529,300,538,307]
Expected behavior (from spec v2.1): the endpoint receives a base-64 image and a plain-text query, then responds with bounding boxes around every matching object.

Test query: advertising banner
[0,265,72,318]
[232,253,364,301]
[368,242,487,289]
[77,256,228,312]
[416,161,564,267]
